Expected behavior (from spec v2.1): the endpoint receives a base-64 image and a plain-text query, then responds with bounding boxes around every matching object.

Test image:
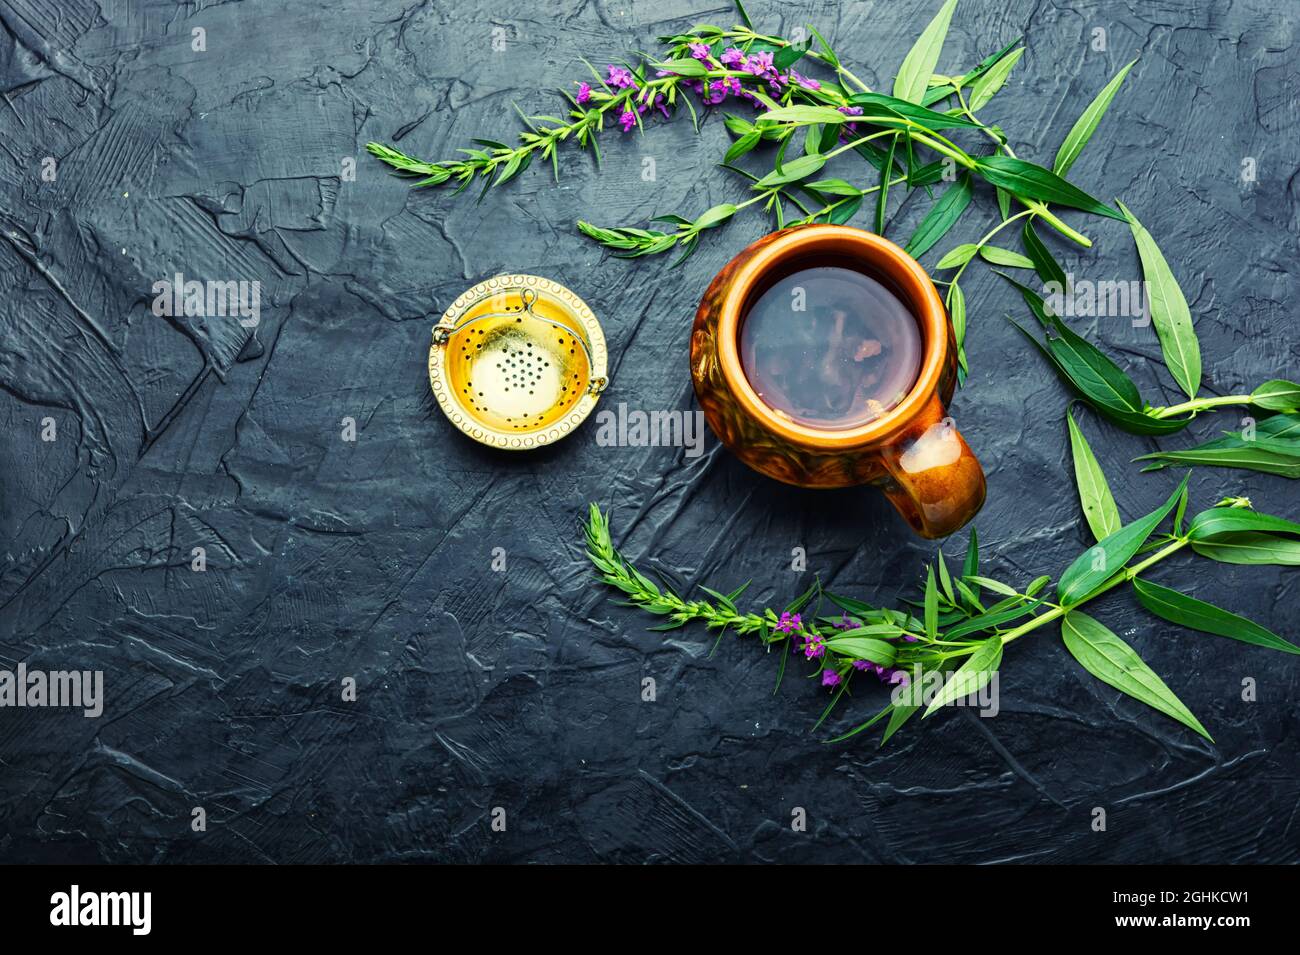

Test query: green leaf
[936,243,979,268]
[757,104,849,125]
[974,155,1124,220]
[754,152,827,187]
[847,91,982,130]
[922,36,1022,105]
[692,203,737,230]
[1190,532,1300,566]
[963,526,979,578]
[904,173,974,258]
[653,58,709,77]
[937,550,955,603]
[724,130,761,163]
[823,635,898,664]
[876,135,897,234]
[923,635,1002,716]
[1187,508,1300,541]
[1117,200,1201,400]
[1061,610,1212,741]
[1022,220,1068,290]
[1056,474,1188,606]
[944,599,1044,639]
[1067,409,1122,542]
[893,0,960,104]
[805,178,864,196]
[967,46,1024,111]
[1135,445,1300,479]
[924,566,939,638]
[1054,59,1137,176]
[1131,577,1299,655]
[773,39,811,71]
[963,575,1020,597]
[947,281,966,350]
[979,245,1035,268]
[1252,379,1300,413]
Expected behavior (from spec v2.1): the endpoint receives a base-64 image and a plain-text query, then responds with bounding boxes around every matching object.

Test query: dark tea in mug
[738,258,923,431]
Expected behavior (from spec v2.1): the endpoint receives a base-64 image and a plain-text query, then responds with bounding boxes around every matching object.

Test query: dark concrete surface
[1,0,1297,863]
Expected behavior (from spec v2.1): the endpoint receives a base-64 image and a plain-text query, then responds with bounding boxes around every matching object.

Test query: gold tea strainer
[429,274,608,449]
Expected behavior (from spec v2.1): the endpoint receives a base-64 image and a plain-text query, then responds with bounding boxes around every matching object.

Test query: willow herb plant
[368,0,1298,432]
[584,471,1300,745]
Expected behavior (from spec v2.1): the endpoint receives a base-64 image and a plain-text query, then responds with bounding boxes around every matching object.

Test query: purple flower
[887,669,910,687]
[607,65,636,89]
[851,659,872,672]
[834,613,856,631]
[704,80,730,104]
[801,634,825,659]
[743,51,774,76]
[688,42,712,61]
[719,47,746,68]
[790,70,820,91]
[822,669,842,687]
[775,612,803,635]
[577,82,592,105]
[838,106,864,116]
[619,109,637,132]
[902,633,920,643]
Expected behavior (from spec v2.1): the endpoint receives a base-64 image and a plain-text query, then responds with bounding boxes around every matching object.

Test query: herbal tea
[739,262,922,430]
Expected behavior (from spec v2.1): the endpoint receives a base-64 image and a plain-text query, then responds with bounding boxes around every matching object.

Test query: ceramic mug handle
[877,395,986,539]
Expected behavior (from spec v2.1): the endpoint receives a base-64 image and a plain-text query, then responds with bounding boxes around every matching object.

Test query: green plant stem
[1148,394,1254,420]
[998,536,1191,646]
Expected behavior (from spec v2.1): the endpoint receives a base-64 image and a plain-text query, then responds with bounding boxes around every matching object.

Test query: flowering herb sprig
[584,476,1300,746]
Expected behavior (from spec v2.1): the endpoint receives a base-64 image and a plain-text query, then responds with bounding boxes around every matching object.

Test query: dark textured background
[1,0,1297,864]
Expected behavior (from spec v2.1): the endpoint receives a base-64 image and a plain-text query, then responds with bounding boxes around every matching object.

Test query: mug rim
[717,224,949,450]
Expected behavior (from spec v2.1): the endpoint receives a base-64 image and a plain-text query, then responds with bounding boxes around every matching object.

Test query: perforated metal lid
[429,274,608,450]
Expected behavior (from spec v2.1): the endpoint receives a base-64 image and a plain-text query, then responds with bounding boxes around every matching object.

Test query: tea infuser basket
[429,274,609,449]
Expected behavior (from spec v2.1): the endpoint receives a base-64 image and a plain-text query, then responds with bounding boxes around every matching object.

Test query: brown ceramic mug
[691,224,986,539]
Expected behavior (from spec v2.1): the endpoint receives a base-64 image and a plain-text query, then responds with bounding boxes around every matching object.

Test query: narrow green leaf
[947,281,966,349]
[1057,474,1188,605]
[922,36,1022,104]
[893,0,960,103]
[979,245,1035,268]
[847,91,982,130]
[1117,200,1201,400]
[1022,220,1068,290]
[1061,610,1212,741]
[1053,59,1137,176]
[975,155,1124,220]
[805,178,864,196]
[923,635,1002,716]
[1252,379,1300,413]
[967,46,1024,111]
[692,203,737,230]
[1135,446,1300,478]
[944,599,1044,639]
[924,566,939,638]
[757,104,849,125]
[936,243,979,268]
[754,152,827,187]
[724,130,761,163]
[1187,508,1300,541]
[1132,577,1299,655]
[653,58,709,77]
[937,550,955,603]
[904,173,974,258]
[1190,532,1300,566]
[823,636,897,664]
[876,135,897,235]
[1066,409,1122,541]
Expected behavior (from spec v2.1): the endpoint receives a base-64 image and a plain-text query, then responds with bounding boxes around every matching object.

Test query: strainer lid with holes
[429,274,609,450]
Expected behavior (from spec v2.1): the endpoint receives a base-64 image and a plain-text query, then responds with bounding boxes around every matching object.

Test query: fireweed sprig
[584,481,1300,747]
